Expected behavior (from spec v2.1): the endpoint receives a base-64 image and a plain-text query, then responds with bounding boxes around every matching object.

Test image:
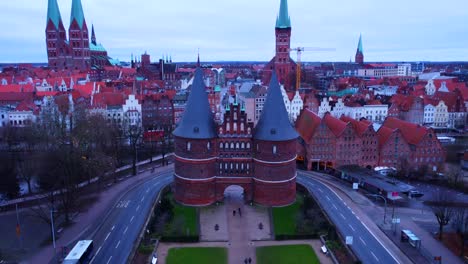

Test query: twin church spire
[47,0,86,29]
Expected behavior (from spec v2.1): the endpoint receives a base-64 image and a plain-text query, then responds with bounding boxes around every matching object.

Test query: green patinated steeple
[275,0,291,29]
[70,0,86,29]
[47,0,62,29]
[357,34,363,53]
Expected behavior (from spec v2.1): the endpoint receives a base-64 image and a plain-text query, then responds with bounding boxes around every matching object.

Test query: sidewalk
[303,171,464,264]
[25,163,174,264]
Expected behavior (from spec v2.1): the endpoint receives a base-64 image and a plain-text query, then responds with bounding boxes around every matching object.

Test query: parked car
[409,190,424,198]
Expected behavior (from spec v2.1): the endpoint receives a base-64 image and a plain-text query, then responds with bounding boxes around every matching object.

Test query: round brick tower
[173,67,217,206]
[253,73,298,206]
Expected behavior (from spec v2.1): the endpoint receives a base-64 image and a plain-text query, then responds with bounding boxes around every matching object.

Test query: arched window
[230,163,233,170]
[220,142,223,149]
[207,142,211,150]
[241,142,245,149]
[231,142,234,149]
[226,123,230,132]
[247,127,251,134]
[233,123,237,132]
[236,142,240,149]
[273,145,277,154]
[240,123,245,132]
[187,142,191,151]
[225,142,229,149]
[247,143,250,149]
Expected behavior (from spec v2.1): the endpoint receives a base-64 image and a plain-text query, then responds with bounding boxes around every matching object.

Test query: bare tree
[123,114,143,176]
[0,153,19,199]
[452,206,468,256]
[425,190,456,240]
[17,153,39,195]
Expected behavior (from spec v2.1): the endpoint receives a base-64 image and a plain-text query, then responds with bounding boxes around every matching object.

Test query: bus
[63,240,93,264]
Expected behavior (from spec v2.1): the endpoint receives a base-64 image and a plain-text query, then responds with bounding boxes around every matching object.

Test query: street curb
[47,165,174,264]
[126,180,170,264]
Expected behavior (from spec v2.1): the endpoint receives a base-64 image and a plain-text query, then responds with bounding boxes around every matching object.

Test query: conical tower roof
[254,73,298,141]
[276,0,291,29]
[47,0,62,29]
[357,34,363,53]
[70,0,86,29]
[173,68,217,139]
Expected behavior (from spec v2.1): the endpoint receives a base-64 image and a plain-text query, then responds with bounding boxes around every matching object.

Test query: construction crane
[289,47,335,90]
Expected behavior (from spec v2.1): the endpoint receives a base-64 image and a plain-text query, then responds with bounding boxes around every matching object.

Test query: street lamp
[366,194,387,224]
[50,209,58,253]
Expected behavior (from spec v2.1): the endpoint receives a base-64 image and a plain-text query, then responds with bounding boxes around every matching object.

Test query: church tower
[173,67,218,206]
[263,0,296,92]
[275,0,293,87]
[355,34,364,65]
[45,0,67,70]
[69,0,91,70]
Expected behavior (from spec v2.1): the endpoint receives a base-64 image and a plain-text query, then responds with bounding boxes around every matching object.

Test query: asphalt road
[297,173,401,264]
[87,172,173,264]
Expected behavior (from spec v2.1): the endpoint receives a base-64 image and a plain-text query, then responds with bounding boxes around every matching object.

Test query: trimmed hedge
[160,236,199,243]
[275,234,320,240]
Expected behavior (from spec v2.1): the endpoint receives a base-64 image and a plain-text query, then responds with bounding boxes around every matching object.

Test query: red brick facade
[296,110,445,172]
[174,103,296,207]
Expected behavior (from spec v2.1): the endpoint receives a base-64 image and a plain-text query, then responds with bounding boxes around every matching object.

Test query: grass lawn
[272,195,303,235]
[256,244,320,264]
[171,201,198,236]
[166,247,227,264]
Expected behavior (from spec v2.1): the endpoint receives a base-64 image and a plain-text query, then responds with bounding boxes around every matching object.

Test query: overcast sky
[1,0,468,63]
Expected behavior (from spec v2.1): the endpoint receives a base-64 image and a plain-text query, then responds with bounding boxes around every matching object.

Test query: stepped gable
[173,68,216,139]
[254,73,298,141]
[296,108,321,142]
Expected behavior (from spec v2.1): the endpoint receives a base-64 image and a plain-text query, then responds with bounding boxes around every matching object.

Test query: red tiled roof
[0,92,33,102]
[36,91,59,98]
[376,126,396,148]
[15,100,37,112]
[74,83,95,97]
[433,91,466,112]
[295,109,321,142]
[92,92,125,107]
[323,113,348,137]
[340,115,371,136]
[382,117,428,145]
[0,84,34,93]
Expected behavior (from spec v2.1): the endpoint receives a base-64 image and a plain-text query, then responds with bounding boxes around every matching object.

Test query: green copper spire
[275,0,291,29]
[47,0,62,29]
[357,34,363,53]
[70,0,86,29]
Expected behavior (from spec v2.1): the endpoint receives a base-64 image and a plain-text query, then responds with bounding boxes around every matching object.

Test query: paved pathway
[157,188,332,264]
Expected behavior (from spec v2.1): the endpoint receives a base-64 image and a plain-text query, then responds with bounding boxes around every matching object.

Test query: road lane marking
[359,237,367,246]
[104,232,111,241]
[318,188,324,193]
[326,196,331,201]
[304,176,402,264]
[348,224,356,232]
[111,225,115,231]
[136,205,140,211]
[89,246,102,264]
[115,240,121,249]
[332,204,338,210]
[130,215,135,223]
[124,226,128,234]
[106,256,113,264]
[340,213,346,220]
[371,251,379,262]
[141,197,145,203]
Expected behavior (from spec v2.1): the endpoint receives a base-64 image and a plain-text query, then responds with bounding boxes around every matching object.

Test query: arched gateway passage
[223,185,244,202]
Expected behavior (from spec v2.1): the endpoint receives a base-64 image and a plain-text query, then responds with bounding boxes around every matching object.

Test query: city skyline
[2,0,468,63]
